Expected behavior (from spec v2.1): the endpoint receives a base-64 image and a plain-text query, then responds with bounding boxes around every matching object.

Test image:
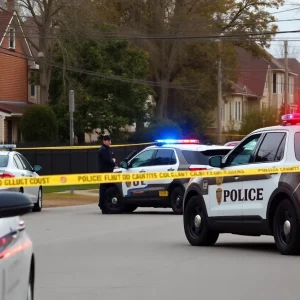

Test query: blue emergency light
[155,139,200,145]
[0,144,16,151]
[282,114,300,126]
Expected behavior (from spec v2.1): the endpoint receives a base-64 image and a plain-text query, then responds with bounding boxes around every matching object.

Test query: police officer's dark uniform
[98,135,116,210]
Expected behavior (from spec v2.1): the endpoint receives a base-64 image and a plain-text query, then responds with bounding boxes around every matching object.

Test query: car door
[142,148,179,198]
[14,154,39,202]
[208,133,263,217]
[0,217,25,300]
[121,148,157,197]
[241,131,287,219]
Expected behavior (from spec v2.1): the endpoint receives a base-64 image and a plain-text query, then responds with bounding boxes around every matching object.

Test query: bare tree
[111,0,284,118]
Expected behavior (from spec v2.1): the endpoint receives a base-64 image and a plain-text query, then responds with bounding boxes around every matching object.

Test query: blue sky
[267,2,300,59]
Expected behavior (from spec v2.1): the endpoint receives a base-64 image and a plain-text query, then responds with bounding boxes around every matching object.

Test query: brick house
[0,0,40,143]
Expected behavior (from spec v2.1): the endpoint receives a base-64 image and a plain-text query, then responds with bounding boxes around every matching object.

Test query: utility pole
[284,41,288,114]
[69,90,75,194]
[69,90,75,146]
[216,34,223,145]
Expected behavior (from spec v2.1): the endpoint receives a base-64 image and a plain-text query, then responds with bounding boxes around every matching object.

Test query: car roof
[251,124,300,134]
[145,144,233,151]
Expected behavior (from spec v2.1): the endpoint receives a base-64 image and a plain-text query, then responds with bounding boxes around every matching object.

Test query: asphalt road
[23,204,299,300]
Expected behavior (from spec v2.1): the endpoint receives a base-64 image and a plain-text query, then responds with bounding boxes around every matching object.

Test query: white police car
[0,145,43,212]
[0,191,35,299]
[100,139,233,214]
[183,113,300,255]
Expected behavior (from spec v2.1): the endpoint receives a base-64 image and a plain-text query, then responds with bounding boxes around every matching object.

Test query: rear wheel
[170,186,184,214]
[102,186,124,214]
[184,196,219,246]
[32,187,42,212]
[273,199,300,255]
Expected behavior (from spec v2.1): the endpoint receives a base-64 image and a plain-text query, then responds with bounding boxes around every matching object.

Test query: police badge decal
[216,177,223,205]
[216,187,222,205]
[125,182,131,188]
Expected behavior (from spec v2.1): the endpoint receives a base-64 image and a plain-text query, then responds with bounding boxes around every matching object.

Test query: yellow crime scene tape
[0,165,300,188]
[15,142,154,151]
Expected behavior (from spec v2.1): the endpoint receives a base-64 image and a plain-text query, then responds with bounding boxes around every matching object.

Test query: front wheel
[32,187,42,212]
[102,186,124,214]
[273,199,300,255]
[184,196,219,246]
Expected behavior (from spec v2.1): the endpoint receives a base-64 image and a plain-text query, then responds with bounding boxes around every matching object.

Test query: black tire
[184,196,219,246]
[123,205,138,213]
[27,269,34,300]
[102,186,124,214]
[170,186,184,214]
[273,199,300,255]
[32,187,42,212]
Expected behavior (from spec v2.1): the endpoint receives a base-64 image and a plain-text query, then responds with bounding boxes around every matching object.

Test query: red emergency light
[155,139,200,145]
[282,113,300,126]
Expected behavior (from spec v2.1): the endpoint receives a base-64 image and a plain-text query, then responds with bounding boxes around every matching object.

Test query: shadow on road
[214,242,278,253]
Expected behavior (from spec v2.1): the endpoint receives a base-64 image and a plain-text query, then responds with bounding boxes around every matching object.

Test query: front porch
[0,101,31,143]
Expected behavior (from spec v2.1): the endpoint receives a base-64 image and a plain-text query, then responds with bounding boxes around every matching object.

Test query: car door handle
[168,168,174,171]
[140,170,145,173]
[234,177,239,180]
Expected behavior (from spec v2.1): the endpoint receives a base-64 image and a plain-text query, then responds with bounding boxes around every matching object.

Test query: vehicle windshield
[0,155,9,167]
[182,149,231,165]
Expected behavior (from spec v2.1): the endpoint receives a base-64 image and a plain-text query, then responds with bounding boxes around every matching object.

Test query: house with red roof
[217,47,298,133]
[0,0,40,143]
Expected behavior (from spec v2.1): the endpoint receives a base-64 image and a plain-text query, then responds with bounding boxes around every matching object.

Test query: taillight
[0,172,15,178]
[189,167,207,171]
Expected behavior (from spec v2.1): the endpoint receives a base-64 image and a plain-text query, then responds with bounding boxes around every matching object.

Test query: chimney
[6,0,15,13]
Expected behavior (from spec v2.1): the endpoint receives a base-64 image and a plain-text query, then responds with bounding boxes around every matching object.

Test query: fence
[16,144,150,176]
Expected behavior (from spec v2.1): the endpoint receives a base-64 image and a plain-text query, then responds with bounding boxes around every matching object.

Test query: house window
[30,84,35,97]
[235,101,241,121]
[29,72,36,97]
[9,27,15,49]
[273,73,277,93]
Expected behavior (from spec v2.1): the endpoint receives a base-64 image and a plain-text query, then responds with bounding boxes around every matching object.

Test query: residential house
[277,58,300,107]
[208,47,298,135]
[0,0,40,143]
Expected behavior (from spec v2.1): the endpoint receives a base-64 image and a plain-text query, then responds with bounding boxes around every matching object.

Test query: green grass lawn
[44,184,99,194]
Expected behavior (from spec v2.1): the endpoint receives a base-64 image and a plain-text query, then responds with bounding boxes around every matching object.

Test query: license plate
[159,191,168,197]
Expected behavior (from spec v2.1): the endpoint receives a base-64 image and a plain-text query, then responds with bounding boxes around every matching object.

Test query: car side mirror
[33,165,42,172]
[209,156,223,168]
[120,161,129,169]
[0,192,33,218]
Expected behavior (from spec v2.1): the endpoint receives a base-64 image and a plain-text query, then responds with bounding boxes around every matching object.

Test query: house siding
[0,35,28,102]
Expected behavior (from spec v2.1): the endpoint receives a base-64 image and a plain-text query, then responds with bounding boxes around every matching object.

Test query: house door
[7,120,12,143]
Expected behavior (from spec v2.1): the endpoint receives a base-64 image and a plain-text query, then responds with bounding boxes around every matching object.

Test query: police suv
[101,139,233,214]
[183,113,300,255]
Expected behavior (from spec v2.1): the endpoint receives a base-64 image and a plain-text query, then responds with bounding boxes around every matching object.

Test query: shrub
[20,104,58,142]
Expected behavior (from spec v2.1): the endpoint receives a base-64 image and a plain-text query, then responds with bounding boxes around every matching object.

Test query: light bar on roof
[0,144,16,149]
[155,139,200,144]
[282,113,300,125]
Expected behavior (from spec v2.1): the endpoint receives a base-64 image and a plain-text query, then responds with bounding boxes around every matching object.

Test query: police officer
[98,135,116,210]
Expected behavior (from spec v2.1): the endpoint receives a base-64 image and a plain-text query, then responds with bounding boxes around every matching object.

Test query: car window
[17,154,33,171]
[254,132,286,163]
[294,132,300,161]
[13,154,24,169]
[182,149,231,165]
[225,133,262,166]
[0,155,9,168]
[152,149,176,166]
[129,149,156,168]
